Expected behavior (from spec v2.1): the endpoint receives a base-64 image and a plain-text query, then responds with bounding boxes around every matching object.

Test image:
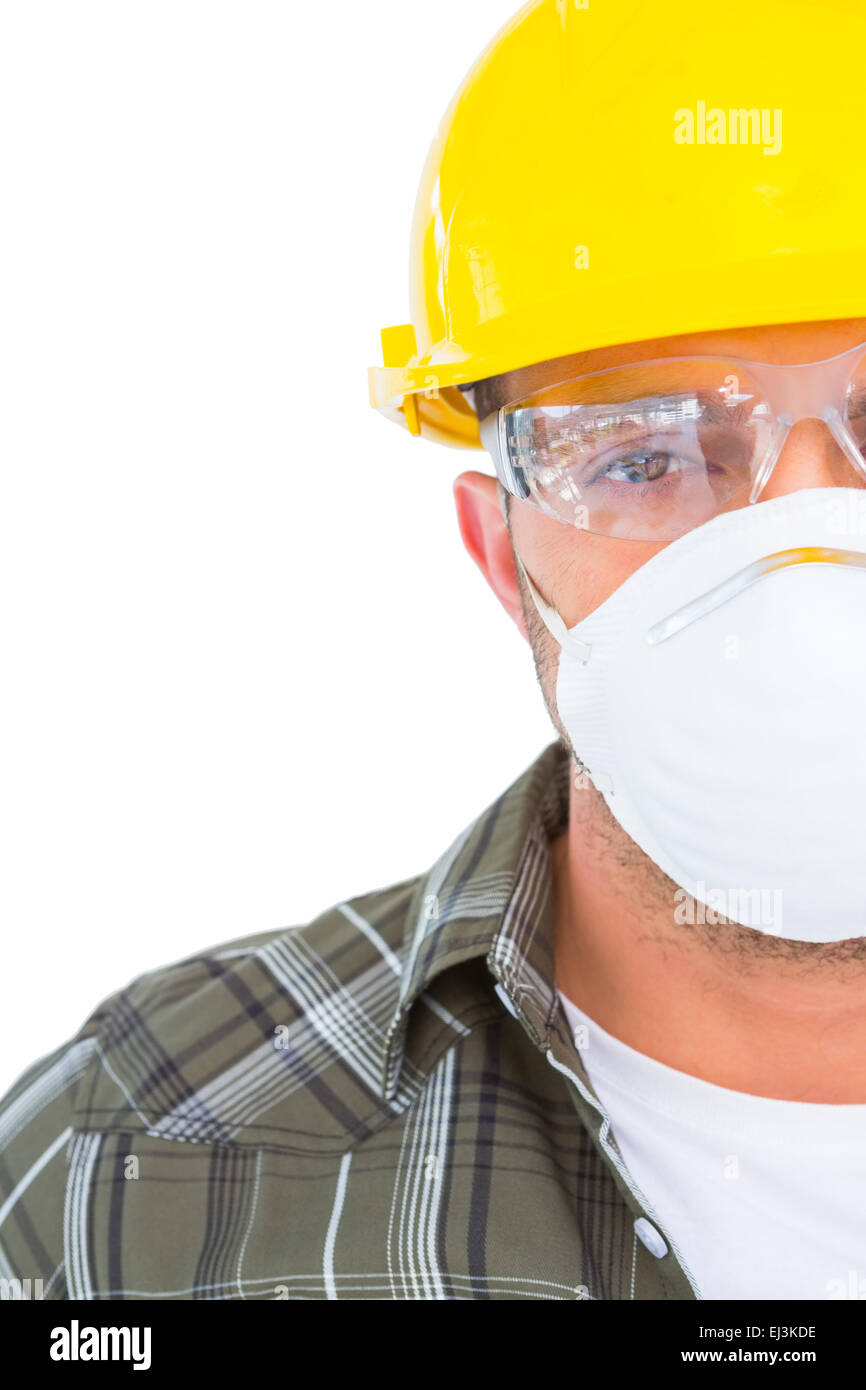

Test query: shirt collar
[379,738,578,1102]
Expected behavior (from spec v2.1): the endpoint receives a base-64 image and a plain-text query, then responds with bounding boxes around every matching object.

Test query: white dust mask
[511,486,866,944]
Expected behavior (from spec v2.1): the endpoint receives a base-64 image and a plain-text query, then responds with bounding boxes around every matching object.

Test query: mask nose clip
[647,545,866,645]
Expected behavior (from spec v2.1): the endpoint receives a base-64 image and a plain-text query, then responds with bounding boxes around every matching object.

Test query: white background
[0,1,553,1094]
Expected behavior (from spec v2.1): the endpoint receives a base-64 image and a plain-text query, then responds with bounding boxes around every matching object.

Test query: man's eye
[597,450,681,484]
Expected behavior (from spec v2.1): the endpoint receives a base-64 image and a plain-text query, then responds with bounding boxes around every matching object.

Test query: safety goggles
[478,340,866,541]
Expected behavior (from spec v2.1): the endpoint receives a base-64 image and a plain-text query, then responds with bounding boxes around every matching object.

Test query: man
[3,0,866,1302]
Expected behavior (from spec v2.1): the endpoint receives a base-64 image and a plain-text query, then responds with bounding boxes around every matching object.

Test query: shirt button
[633,1217,668,1259]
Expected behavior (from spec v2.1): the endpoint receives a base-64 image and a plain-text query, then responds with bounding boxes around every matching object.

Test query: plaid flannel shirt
[0,738,702,1300]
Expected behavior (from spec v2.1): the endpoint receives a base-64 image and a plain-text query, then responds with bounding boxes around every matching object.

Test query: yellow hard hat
[368,0,866,450]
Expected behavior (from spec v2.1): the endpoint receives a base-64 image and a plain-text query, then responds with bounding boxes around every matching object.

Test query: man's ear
[453,471,528,640]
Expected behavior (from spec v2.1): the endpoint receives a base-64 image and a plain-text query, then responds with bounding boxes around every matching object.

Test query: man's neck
[552,776,866,1104]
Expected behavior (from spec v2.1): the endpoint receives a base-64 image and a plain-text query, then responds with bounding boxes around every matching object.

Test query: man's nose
[757,417,866,501]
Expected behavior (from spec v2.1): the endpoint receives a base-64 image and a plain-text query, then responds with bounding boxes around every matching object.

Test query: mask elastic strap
[497,482,592,661]
[512,548,592,663]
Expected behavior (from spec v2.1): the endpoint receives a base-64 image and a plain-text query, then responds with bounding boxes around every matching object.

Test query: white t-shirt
[558,987,866,1300]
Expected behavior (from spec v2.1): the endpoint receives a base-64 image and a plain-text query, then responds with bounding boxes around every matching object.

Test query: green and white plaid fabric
[0,739,700,1300]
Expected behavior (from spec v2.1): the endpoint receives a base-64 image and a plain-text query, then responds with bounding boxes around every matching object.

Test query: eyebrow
[470,340,866,420]
[469,364,575,420]
[466,341,672,418]
[470,360,748,419]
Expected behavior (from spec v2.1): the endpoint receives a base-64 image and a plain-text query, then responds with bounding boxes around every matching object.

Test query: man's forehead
[468,318,866,418]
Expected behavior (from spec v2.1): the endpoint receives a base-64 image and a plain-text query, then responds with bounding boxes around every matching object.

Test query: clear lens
[499,359,776,540]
